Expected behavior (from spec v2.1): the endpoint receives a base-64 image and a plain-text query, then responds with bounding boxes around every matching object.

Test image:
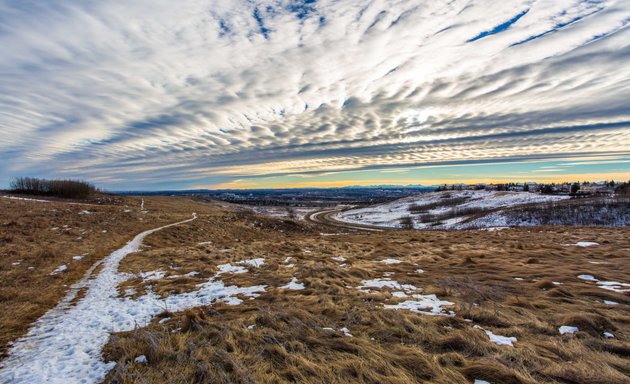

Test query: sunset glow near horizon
[1,1,630,190]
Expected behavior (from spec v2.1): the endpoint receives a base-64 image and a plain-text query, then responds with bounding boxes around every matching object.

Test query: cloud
[0,0,629,189]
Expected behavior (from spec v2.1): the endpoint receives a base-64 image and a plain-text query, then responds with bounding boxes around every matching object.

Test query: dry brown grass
[0,194,222,356]
[2,195,630,383]
[101,213,630,383]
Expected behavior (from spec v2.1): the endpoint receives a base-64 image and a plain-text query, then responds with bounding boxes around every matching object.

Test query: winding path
[0,214,199,383]
[306,208,386,232]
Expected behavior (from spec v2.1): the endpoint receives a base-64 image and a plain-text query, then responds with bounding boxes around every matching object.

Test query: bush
[503,197,630,226]
[409,197,470,214]
[9,177,97,199]
[399,215,414,229]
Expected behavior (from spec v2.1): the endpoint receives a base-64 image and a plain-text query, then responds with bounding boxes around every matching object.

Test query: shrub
[399,215,414,229]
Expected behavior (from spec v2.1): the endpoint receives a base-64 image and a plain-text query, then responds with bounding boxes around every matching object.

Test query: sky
[1,0,629,190]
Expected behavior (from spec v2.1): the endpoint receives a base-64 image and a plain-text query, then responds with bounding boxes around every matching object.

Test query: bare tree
[399,215,414,229]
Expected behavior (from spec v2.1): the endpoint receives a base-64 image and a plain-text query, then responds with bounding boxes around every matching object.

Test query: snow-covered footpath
[0,213,266,384]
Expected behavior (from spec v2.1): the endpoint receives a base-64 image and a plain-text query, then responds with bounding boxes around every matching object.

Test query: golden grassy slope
[1,195,629,383]
[101,208,630,384]
[0,195,221,356]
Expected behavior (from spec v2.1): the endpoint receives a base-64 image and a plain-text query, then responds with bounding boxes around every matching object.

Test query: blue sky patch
[468,9,529,42]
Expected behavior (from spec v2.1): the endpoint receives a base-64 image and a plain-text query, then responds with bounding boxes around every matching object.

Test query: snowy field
[249,206,317,221]
[336,190,570,229]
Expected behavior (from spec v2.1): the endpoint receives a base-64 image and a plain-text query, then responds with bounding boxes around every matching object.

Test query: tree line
[9,177,97,198]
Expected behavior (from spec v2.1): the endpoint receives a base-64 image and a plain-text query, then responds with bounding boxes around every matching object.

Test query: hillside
[1,195,629,384]
[336,190,571,229]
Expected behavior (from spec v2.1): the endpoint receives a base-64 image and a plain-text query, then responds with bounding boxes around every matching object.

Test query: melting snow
[358,278,418,292]
[577,274,630,293]
[281,277,305,290]
[603,331,615,338]
[381,258,402,264]
[139,270,166,282]
[1,196,51,203]
[604,300,618,305]
[415,268,425,273]
[240,258,264,268]
[332,256,346,262]
[217,264,248,275]
[559,326,579,335]
[340,327,353,337]
[384,294,454,316]
[50,264,68,275]
[475,325,516,346]
[575,242,599,247]
[133,355,147,364]
[0,214,268,384]
[474,380,491,384]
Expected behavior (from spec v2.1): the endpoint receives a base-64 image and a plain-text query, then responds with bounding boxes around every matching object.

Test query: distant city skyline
[1,1,629,190]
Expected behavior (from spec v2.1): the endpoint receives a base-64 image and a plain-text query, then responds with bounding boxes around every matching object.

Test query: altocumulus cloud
[0,0,629,189]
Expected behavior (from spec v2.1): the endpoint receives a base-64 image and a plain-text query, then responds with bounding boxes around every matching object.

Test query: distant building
[579,184,614,195]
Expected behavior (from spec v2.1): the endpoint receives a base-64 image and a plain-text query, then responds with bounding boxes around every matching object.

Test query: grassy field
[0,194,221,356]
[1,195,629,383]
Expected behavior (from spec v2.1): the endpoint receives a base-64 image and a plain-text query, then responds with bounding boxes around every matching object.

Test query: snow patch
[217,264,248,275]
[281,277,305,290]
[340,327,353,337]
[578,274,630,292]
[358,278,418,292]
[384,294,454,316]
[139,270,166,282]
[2,195,51,203]
[381,258,402,264]
[50,264,68,275]
[240,258,264,268]
[575,242,599,247]
[475,325,516,346]
[559,326,579,335]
